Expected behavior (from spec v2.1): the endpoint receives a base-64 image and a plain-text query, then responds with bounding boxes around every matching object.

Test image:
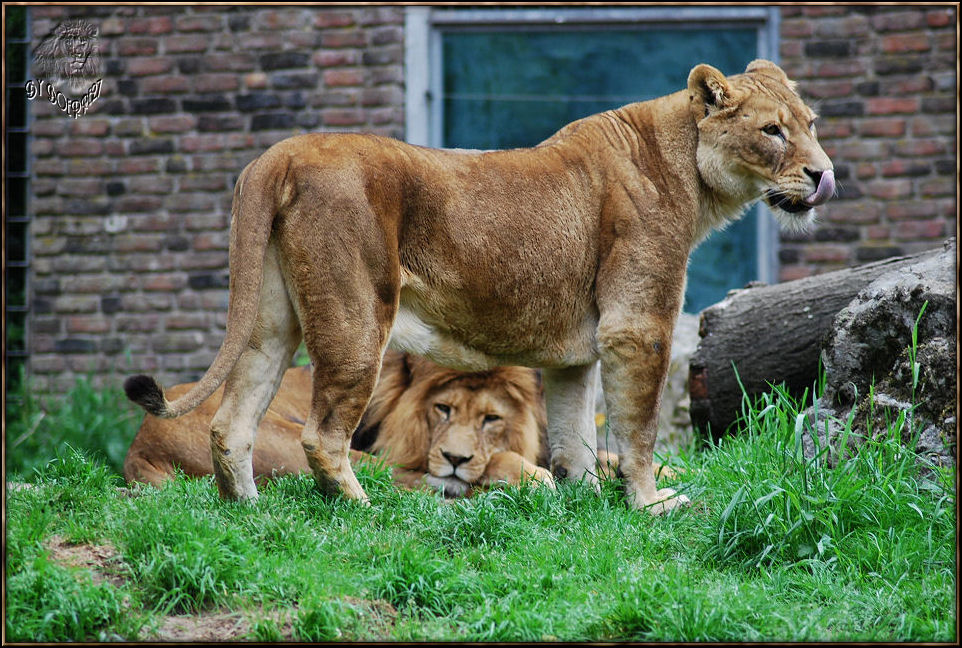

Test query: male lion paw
[527,465,556,489]
[424,474,471,498]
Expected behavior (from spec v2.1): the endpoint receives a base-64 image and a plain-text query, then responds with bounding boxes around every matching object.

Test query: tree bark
[688,245,948,439]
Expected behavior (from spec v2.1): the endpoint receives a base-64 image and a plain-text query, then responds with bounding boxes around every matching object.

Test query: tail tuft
[123,374,168,417]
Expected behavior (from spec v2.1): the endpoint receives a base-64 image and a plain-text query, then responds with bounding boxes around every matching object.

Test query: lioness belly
[388,300,599,371]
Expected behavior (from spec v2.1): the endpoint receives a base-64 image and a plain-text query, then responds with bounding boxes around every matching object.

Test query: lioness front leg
[542,363,601,486]
[599,320,690,515]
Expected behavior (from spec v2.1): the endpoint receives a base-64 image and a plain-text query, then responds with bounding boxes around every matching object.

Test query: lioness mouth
[765,169,836,215]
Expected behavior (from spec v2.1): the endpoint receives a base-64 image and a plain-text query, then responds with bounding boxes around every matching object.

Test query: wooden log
[688,245,948,439]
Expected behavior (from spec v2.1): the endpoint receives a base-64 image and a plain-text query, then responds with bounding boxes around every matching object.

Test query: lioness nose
[442,451,472,467]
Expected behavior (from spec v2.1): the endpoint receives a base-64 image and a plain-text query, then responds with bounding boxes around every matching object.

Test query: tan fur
[124,60,831,514]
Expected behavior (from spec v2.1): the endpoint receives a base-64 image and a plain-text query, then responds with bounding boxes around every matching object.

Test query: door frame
[404,5,781,286]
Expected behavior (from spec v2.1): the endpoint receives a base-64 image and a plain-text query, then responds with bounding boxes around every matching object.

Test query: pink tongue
[804,169,835,206]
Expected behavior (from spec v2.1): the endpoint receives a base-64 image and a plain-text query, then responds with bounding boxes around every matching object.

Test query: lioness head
[363,352,546,488]
[689,59,834,231]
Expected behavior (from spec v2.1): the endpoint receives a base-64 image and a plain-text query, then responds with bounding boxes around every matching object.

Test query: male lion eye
[483,414,501,424]
[434,403,451,418]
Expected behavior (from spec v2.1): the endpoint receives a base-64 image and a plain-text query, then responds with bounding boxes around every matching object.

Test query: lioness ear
[688,64,734,117]
[745,59,796,91]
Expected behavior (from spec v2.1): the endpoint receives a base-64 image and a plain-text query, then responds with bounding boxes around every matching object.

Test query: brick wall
[777,5,957,280]
[23,5,957,393]
[26,5,404,392]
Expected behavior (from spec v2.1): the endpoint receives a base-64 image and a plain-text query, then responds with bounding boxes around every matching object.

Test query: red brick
[70,119,111,137]
[322,108,365,126]
[67,316,112,334]
[129,176,174,194]
[802,244,851,263]
[168,192,221,213]
[244,72,269,89]
[165,314,211,330]
[865,97,919,115]
[321,31,367,48]
[858,118,906,138]
[117,158,162,174]
[895,219,947,240]
[881,33,932,53]
[926,9,954,27]
[919,178,955,198]
[259,9,306,29]
[66,159,114,177]
[314,50,360,67]
[239,33,284,50]
[880,160,931,177]
[128,16,174,34]
[323,69,364,87]
[779,265,813,282]
[141,75,190,94]
[149,115,197,133]
[864,225,891,240]
[175,14,223,31]
[815,121,852,139]
[58,178,103,196]
[181,135,225,153]
[142,273,189,292]
[57,139,104,157]
[195,73,239,92]
[815,60,866,78]
[314,10,356,28]
[885,200,939,221]
[871,11,925,32]
[866,179,913,200]
[166,34,209,53]
[893,139,946,157]
[117,37,159,57]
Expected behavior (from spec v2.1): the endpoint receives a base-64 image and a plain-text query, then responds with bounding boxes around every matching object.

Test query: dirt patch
[42,536,394,641]
[152,609,293,641]
[45,535,127,588]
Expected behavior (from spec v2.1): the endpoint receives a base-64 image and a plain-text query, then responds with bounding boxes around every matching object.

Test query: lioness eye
[434,403,451,418]
[762,123,784,138]
[483,414,501,424]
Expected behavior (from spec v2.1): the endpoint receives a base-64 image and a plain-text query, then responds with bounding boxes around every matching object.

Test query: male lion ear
[687,63,734,118]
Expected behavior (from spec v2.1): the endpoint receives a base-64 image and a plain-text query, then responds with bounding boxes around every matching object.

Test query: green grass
[4,375,956,642]
[5,367,141,478]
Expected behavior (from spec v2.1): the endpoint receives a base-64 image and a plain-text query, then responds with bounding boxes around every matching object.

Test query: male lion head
[357,351,548,497]
[33,19,102,93]
[689,59,834,233]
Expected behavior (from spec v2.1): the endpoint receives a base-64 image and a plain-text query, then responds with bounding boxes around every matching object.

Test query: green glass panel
[442,27,761,311]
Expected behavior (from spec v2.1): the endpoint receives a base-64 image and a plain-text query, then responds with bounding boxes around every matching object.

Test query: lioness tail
[123,374,170,418]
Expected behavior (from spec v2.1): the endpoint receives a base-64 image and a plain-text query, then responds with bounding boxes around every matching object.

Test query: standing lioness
[125,60,833,514]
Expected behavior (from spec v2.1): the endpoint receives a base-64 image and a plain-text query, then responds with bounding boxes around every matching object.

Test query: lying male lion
[125,60,832,514]
[125,351,563,495]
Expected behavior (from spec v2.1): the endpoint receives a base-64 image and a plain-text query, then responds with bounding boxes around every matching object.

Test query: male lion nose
[442,451,472,467]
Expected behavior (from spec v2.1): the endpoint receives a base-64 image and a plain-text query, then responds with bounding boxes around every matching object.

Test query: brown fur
[124,60,831,513]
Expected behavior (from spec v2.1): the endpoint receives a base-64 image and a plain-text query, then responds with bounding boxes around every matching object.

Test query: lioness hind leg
[542,362,601,487]
[210,241,301,501]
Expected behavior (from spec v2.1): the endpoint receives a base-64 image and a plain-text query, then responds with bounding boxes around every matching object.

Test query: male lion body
[125,351,558,495]
[125,60,833,514]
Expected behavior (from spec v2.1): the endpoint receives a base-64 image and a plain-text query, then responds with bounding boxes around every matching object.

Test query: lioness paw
[632,487,691,516]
